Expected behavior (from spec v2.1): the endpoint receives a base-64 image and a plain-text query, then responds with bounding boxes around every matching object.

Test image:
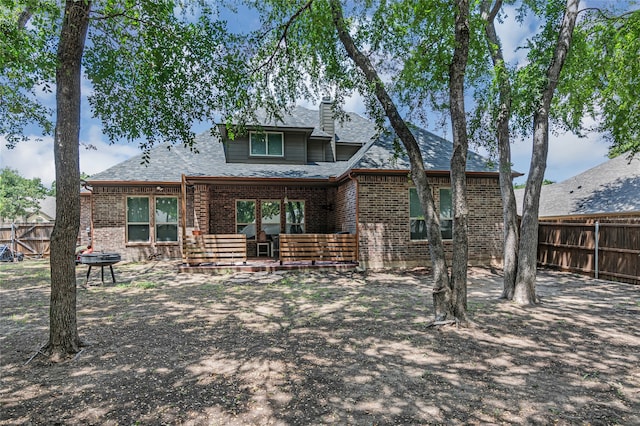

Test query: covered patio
[178,174,359,272]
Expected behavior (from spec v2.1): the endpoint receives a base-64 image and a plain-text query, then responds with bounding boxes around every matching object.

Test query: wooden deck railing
[182,234,247,266]
[279,233,357,265]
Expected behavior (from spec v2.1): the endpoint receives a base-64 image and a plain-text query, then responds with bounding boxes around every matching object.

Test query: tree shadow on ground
[0,261,638,425]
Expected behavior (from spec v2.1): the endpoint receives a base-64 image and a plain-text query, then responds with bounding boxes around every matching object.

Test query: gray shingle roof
[352,125,496,172]
[254,106,378,142]
[515,154,640,217]
[38,196,57,219]
[90,106,498,183]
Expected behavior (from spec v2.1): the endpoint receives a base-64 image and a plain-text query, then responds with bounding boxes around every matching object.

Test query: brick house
[86,100,504,268]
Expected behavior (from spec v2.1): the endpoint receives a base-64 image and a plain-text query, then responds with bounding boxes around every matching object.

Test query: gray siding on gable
[336,144,361,161]
[308,139,335,162]
[326,147,334,162]
[225,131,307,164]
[307,140,325,163]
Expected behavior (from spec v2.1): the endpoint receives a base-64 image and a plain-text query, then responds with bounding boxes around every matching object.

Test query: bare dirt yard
[1,260,638,425]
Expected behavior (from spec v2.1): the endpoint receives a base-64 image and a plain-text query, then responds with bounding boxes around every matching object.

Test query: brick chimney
[319,96,336,161]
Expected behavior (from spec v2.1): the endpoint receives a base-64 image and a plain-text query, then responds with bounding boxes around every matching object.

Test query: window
[250,131,284,157]
[261,200,281,236]
[155,197,178,242]
[409,188,453,240]
[127,196,179,243]
[236,200,256,239]
[439,188,453,240]
[409,188,427,240]
[285,200,305,234]
[127,197,150,242]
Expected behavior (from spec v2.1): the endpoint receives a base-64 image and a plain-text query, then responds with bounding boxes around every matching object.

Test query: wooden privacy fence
[182,234,247,266]
[279,233,358,265]
[0,223,54,258]
[537,218,640,284]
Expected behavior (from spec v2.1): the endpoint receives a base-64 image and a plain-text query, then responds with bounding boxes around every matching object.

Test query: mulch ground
[1,260,638,425]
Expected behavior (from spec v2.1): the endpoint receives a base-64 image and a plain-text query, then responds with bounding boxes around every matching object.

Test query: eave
[218,123,317,140]
[336,168,505,183]
[87,180,182,186]
[184,175,336,187]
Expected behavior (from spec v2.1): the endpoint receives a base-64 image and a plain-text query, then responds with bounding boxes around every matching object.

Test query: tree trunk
[514,0,579,305]
[481,0,519,299]
[330,0,455,322]
[47,0,91,359]
[448,0,470,321]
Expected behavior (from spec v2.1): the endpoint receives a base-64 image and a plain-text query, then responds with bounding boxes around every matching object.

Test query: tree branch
[90,9,153,26]
[579,7,638,20]
[251,0,314,75]
[18,8,32,29]
[487,0,502,24]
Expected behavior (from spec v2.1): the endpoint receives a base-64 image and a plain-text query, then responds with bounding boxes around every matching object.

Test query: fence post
[11,223,16,262]
[594,221,599,280]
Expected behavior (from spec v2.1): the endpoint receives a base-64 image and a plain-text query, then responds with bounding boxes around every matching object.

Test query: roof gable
[252,106,378,143]
[352,125,496,173]
[90,106,499,183]
[515,155,640,217]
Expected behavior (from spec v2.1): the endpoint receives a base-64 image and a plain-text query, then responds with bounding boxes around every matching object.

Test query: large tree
[2,1,241,359]
[479,0,520,300]
[241,0,478,323]
[0,167,49,221]
[447,0,471,319]
[329,0,460,322]
[47,0,91,356]
[513,0,580,304]
[477,0,637,304]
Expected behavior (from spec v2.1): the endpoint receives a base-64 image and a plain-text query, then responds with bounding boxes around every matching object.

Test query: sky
[0,2,614,188]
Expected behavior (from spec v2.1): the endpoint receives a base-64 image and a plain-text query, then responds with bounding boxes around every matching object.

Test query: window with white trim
[155,197,178,242]
[250,131,284,157]
[409,188,427,240]
[261,200,281,236]
[439,188,453,240]
[127,196,179,243]
[236,200,256,239]
[127,197,150,242]
[285,200,305,234]
[409,188,453,240]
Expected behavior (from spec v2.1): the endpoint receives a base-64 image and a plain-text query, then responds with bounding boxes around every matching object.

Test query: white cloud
[1,131,139,186]
[511,130,610,185]
[495,4,538,66]
[34,82,56,105]
[342,92,367,116]
[1,135,55,184]
[78,126,139,178]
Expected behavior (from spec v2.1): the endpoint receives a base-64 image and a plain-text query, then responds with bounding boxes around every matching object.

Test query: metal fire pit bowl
[80,253,121,284]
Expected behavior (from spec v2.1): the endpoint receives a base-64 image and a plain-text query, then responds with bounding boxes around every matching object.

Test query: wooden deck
[178,257,359,274]
[180,233,358,273]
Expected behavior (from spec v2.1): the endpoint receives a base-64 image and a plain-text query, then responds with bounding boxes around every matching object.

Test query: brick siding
[90,185,183,261]
[335,178,357,234]
[89,174,503,267]
[356,173,503,269]
[79,193,92,246]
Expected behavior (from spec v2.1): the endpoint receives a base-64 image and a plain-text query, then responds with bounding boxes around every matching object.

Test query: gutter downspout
[81,181,93,248]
